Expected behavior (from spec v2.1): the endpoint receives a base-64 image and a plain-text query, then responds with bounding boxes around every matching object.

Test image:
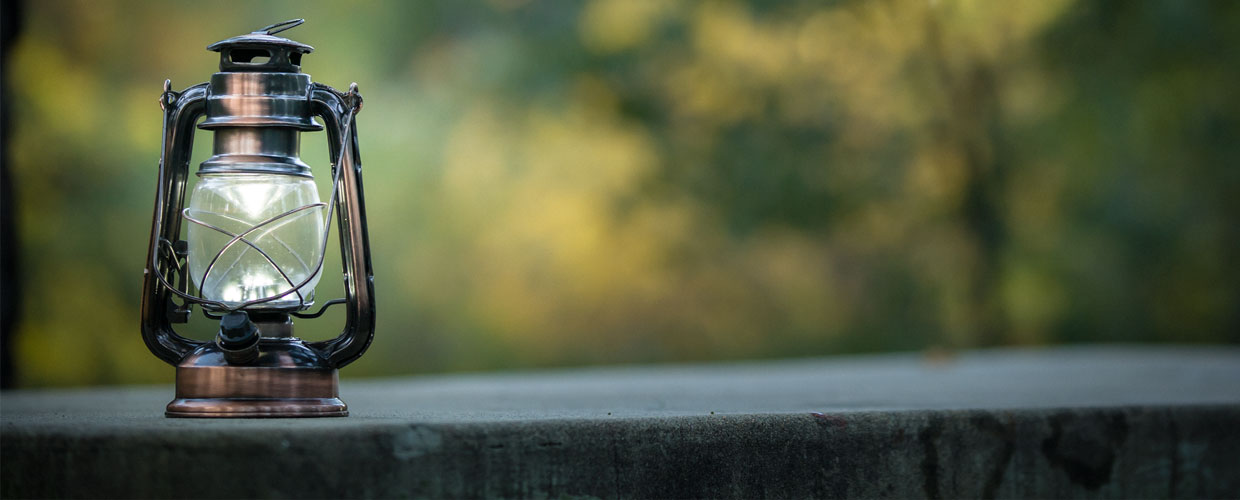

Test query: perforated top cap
[207,19,314,73]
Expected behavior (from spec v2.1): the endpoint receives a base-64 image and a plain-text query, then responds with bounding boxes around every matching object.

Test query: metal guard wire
[152,102,360,314]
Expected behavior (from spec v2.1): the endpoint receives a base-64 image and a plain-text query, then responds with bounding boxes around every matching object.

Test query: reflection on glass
[186,173,324,309]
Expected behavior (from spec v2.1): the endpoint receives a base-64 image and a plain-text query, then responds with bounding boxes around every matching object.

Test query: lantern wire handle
[179,165,338,311]
[292,299,348,319]
[184,202,326,307]
[157,238,184,272]
[153,88,362,313]
[255,19,304,35]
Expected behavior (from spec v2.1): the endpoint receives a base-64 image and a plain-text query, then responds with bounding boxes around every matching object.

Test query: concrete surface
[2,345,1238,498]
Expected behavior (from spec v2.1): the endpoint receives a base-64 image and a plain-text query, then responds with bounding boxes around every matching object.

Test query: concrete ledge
[3,346,1239,498]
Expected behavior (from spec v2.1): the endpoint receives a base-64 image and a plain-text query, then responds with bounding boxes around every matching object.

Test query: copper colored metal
[141,20,375,418]
[166,399,345,418]
[166,339,347,418]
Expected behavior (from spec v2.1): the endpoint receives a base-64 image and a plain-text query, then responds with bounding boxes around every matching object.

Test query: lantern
[140,20,375,417]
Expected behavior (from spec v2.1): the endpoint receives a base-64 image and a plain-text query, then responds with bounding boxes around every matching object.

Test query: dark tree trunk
[1,0,23,388]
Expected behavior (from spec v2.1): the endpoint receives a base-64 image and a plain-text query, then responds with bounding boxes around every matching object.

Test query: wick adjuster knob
[217,311,260,365]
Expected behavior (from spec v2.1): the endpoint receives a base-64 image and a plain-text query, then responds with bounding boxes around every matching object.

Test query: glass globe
[186,173,325,309]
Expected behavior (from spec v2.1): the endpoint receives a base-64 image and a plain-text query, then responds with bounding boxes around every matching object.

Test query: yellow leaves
[15,261,168,386]
[924,0,1075,69]
[121,87,163,155]
[442,103,514,211]
[434,81,672,351]
[1001,64,1064,126]
[1005,161,1067,253]
[17,0,1222,386]
[440,81,656,219]
[525,101,655,195]
[416,0,1089,362]
[664,61,760,126]
[664,2,800,125]
[666,1,933,132]
[1000,260,1067,345]
[10,39,103,145]
[907,143,968,211]
[580,0,680,53]
[744,229,849,335]
[692,1,797,85]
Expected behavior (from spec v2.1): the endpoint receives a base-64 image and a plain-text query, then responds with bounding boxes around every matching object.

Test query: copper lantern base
[166,338,348,418]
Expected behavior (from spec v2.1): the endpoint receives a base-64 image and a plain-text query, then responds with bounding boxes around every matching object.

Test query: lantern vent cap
[207,19,314,73]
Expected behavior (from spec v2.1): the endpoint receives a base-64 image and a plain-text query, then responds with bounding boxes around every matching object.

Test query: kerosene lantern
[140,20,375,417]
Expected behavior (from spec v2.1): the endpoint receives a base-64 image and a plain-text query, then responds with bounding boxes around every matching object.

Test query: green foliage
[8,0,1238,386]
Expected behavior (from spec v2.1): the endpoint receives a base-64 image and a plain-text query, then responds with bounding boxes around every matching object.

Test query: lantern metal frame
[139,20,376,417]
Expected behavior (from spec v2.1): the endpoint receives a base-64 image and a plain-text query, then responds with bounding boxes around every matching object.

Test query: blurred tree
[4,0,1237,387]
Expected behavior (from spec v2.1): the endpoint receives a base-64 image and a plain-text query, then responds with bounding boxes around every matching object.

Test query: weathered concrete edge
[3,404,1238,499]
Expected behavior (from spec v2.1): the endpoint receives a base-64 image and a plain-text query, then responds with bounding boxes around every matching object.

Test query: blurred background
[1,0,1236,387]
